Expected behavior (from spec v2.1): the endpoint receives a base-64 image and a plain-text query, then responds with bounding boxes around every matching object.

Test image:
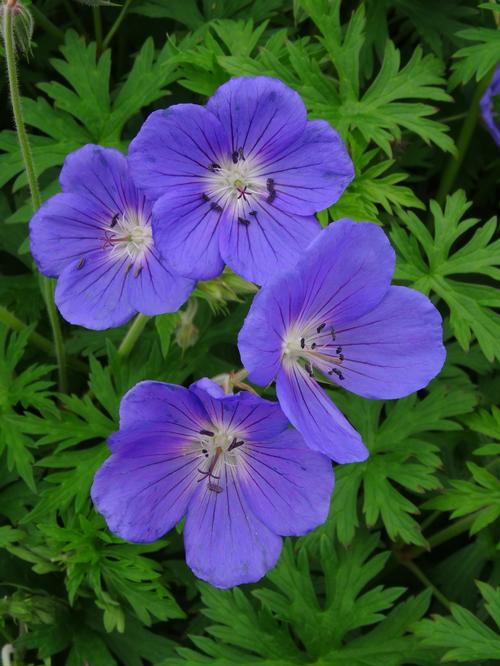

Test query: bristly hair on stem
[1,0,67,392]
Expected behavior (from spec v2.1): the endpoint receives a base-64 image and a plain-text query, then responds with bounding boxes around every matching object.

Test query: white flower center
[195,425,247,493]
[282,322,346,381]
[102,210,153,264]
[206,154,266,209]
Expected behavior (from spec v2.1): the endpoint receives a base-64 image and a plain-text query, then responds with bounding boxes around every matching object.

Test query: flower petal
[219,202,320,285]
[127,249,195,315]
[117,381,209,440]
[29,192,107,277]
[54,250,135,330]
[240,429,334,536]
[206,76,306,161]
[91,431,200,543]
[276,364,368,463]
[329,286,446,399]
[260,120,354,215]
[128,104,230,201]
[60,144,139,213]
[291,219,395,327]
[152,189,225,280]
[189,385,289,442]
[184,466,282,588]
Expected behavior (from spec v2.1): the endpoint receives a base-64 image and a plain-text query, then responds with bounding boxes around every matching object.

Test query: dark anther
[267,191,276,204]
[125,264,132,276]
[336,346,342,354]
[232,150,239,164]
[328,367,344,380]
[200,429,215,437]
[311,342,317,350]
[238,147,245,161]
[134,266,143,278]
[110,213,119,228]
[300,337,305,349]
[330,328,336,341]
[317,323,326,333]
[77,257,85,270]
[202,193,210,202]
[339,353,345,362]
[304,361,314,378]
[249,210,258,217]
[202,448,208,454]
[228,438,245,451]
[208,162,221,172]
[238,216,250,226]
[208,482,223,493]
[210,202,223,212]
[266,178,275,192]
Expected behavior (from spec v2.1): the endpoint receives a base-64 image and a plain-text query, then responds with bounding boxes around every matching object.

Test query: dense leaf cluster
[0,1,498,665]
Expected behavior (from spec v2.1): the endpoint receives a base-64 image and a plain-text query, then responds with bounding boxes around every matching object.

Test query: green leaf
[451,26,500,85]
[391,191,500,361]
[155,313,180,358]
[414,582,500,662]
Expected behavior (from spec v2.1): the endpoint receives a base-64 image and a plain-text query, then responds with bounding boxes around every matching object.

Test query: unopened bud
[197,268,258,314]
[211,369,258,396]
[1,0,34,57]
[175,300,199,352]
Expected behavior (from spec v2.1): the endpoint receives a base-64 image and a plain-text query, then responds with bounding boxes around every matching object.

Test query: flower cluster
[29,76,445,588]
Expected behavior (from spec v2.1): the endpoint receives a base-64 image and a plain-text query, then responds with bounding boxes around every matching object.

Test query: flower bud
[197,268,258,314]
[175,300,199,352]
[0,0,34,57]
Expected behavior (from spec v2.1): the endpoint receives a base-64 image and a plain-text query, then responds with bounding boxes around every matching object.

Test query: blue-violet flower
[29,145,194,330]
[238,219,446,463]
[91,378,334,588]
[480,63,500,147]
[128,76,354,285]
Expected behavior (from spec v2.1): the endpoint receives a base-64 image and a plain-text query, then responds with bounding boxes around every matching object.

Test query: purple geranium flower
[91,378,334,588]
[29,145,195,330]
[480,63,500,147]
[238,219,446,463]
[128,76,354,285]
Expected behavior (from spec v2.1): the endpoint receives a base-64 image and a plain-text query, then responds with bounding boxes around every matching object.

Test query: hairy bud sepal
[1,0,34,58]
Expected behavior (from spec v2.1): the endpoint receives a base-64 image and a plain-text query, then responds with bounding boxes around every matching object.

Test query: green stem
[0,306,87,373]
[29,4,65,42]
[435,69,495,208]
[117,314,149,358]
[427,513,478,549]
[102,0,135,51]
[93,6,103,53]
[3,5,67,392]
[402,560,451,611]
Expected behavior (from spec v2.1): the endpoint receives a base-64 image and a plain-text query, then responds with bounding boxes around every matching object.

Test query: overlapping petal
[91,431,200,543]
[328,286,446,399]
[276,364,368,463]
[219,203,320,284]
[184,466,282,589]
[240,429,334,536]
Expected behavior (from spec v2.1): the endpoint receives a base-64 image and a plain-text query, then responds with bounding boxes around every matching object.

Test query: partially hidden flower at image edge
[238,219,447,464]
[29,145,195,330]
[480,62,500,147]
[91,379,334,588]
[128,75,355,286]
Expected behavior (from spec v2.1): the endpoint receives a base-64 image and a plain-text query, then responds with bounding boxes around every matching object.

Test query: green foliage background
[0,0,499,664]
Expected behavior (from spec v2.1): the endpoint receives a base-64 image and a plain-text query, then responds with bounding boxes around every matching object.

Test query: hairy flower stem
[117,313,150,358]
[435,69,495,209]
[3,2,67,391]
[102,0,135,50]
[401,560,451,611]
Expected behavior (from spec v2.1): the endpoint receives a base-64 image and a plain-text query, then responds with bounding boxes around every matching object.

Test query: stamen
[238,217,250,226]
[134,266,143,278]
[210,202,223,212]
[330,328,336,341]
[208,162,221,172]
[249,210,258,217]
[200,429,215,437]
[336,346,342,354]
[317,323,326,333]
[77,257,85,270]
[339,353,344,361]
[311,342,317,350]
[300,337,305,349]
[202,193,210,202]
[232,150,239,164]
[110,213,119,228]
[267,191,276,204]
[266,178,275,192]
[238,147,245,161]
[328,367,344,380]
[305,360,314,377]
[228,438,245,451]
